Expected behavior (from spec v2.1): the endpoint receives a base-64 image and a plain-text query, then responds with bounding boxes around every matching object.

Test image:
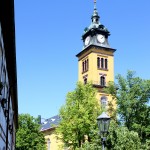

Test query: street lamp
[97,112,111,150]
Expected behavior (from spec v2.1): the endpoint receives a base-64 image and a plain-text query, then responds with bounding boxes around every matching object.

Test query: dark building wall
[0,0,18,149]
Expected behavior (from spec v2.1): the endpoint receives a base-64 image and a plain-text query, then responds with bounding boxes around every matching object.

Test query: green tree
[107,121,141,150]
[106,71,150,143]
[16,114,46,150]
[57,82,101,149]
[78,121,141,150]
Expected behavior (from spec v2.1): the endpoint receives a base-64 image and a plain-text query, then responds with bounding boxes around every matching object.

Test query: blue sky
[15,0,150,119]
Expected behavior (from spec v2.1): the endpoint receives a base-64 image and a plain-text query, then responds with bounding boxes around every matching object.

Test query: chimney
[38,115,41,124]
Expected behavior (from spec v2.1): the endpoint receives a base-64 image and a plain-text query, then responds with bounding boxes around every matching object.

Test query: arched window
[101,58,104,68]
[105,59,108,69]
[101,96,107,108]
[87,59,89,70]
[97,57,100,68]
[100,76,105,86]
[84,78,87,84]
[82,61,84,72]
[47,139,50,150]
[82,59,89,72]
[85,60,87,71]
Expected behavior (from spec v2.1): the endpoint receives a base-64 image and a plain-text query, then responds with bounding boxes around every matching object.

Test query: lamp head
[97,112,111,136]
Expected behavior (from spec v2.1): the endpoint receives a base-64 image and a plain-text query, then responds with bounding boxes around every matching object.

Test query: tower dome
[82,0,110,49]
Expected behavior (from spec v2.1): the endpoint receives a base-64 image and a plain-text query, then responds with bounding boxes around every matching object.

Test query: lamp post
[97,112,111,150]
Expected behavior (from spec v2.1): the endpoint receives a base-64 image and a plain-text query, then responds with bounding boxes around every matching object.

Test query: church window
[84,78,87,84]
[87,59,89,70]
[97,56,108,70]
[100,96,107,108]
[101,58,104,68]
[97,57,100,68]
[82,58,89,73]
[47,139,50,150]
[100,76,105,86]
[82,62,84,72]
[83,74,88,84]
[105,59,108,69]
[85,60,87,71]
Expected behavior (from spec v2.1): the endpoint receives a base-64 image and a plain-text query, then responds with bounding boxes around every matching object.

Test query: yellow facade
[78,47,114,83]
[77,46,115,107]
[42,128,64,150]
[42,46,115,149]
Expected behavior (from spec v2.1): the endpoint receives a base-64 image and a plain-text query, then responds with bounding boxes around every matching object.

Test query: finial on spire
[92,0,100,24]
[94,0,97,9]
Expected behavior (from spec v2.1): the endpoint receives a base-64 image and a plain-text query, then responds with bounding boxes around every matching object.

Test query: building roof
[40,115,61,131]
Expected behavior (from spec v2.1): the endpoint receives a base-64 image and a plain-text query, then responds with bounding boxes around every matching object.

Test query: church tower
[76,1,116,108]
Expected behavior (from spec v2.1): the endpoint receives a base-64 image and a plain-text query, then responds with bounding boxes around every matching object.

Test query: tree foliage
[57,71,150,149]
[106,71,150,144]
[77,121,141,150]
[16,114,46,150]
[107,121,141,150]
[57,82,101,149]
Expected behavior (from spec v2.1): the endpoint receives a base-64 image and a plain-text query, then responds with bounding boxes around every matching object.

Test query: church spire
[82,0,110,49]
[91,0,100,24]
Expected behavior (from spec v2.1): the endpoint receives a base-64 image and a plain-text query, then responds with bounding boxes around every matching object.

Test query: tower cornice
[76,45,116,60]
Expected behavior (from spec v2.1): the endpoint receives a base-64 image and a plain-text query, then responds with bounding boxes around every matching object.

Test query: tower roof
[82,1,110,40]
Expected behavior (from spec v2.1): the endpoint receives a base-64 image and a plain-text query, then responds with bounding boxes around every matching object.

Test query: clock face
[97,34,105,43]
[85,36,90,46]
